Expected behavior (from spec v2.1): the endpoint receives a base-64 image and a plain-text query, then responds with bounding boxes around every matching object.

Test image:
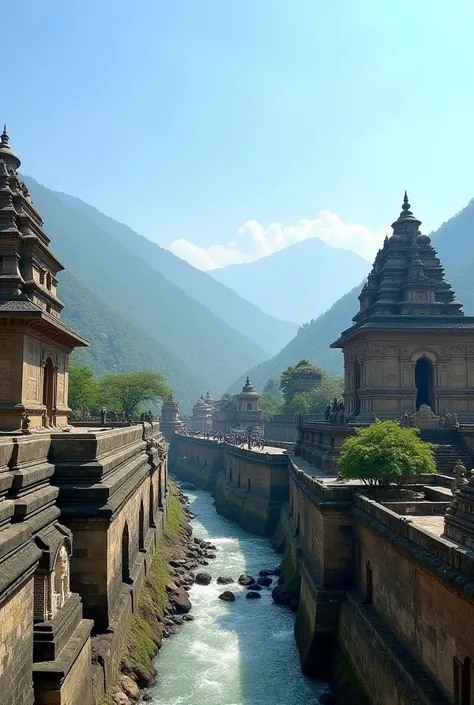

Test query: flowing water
[149,488,325,705]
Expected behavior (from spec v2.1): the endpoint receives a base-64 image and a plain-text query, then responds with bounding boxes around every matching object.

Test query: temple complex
[0,127,88,431]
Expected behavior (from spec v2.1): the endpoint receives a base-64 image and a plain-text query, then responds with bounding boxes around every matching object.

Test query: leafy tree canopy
[338,420,436,489]
[262,377,282,397]
[100,371,169,417]
[280,359,324,407]
[69,364,99,413]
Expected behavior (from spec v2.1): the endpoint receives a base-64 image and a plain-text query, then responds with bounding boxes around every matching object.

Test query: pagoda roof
[0,299,88,347]
[332,193,467,348]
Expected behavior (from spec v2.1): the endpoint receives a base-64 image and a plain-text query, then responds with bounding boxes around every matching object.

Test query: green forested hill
[60,272,199,407]
[229,198,474,393]
[24,176,270,410]
[53,190,297,355]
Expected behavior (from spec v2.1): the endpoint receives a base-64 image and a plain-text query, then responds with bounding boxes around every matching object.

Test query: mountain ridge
[211,237,370,324]
[53,189,297,355]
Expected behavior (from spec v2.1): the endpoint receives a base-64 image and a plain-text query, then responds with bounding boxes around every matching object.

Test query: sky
[3,1,474,269]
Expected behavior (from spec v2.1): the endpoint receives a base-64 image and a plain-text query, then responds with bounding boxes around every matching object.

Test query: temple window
[139,501,145,551]
[247,403,252,410]
[149,482,155,527]
[46,272,52,290]
[121,522,130,582]
[364,561,373,604]
[454,657,471,705]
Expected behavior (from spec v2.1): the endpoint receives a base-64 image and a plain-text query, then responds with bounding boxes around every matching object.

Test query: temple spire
[0,123,20,170]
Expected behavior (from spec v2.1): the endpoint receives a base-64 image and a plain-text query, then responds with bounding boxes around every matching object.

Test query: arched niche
[34,539,72,622]
[415,356,435,410]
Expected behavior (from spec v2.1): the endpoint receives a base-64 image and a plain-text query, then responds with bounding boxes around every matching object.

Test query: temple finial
[1,125,8,144]
[402,190,410,212]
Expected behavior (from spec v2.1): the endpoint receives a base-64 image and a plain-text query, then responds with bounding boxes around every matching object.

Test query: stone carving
[52,545,70,615]
[399,409,414,428]
[21,412,31,434]
[412,404,440,429]
[100,407,107,425]
[439,408,459,429]
[329,399,346,425]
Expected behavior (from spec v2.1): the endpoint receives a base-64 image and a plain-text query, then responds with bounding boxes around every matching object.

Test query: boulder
[217,576,234,585]
[258,569,273,577]
[206,553,217,560]
[246,583,262,591]
[113,693,131,705]
[170,587,192,614]
[238,574,255,586]
[119,675,140,702]
[257,576,272,587]
[271,585,293,606]
[218,591,236,602]
[246,591,261,600]
[194,572,212,585]
[169,559,185,568]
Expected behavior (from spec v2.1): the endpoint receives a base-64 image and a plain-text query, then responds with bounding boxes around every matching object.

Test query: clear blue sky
[4,0,474,252]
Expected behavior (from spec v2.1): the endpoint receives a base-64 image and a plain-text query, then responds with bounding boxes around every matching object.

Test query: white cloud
[168,210,386,270]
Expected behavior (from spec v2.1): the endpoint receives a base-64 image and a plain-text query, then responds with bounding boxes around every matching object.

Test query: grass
[120,482,187,687]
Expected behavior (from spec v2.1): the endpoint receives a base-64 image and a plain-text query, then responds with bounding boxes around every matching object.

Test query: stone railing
[353,493,474,590]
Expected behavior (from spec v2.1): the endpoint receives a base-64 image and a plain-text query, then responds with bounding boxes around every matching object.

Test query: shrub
[338,420,436,489]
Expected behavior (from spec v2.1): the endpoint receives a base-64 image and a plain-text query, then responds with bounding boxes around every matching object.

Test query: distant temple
[0,126,87,431]
[190,394,214,433]
[212,377,263,434]
[160,391,184,441]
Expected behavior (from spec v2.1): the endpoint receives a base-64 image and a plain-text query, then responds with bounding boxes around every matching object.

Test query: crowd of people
[181,429,267,450]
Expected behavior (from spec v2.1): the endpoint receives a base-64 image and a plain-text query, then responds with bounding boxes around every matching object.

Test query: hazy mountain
[211,238,370,324]
[53,191,297,355]
[24,176,271,410]
[229,199,474,393]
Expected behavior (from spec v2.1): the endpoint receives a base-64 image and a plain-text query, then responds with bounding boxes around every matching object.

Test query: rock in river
[218,591,236,602]
[246,591,261,600]
[271,585,293,606]
[217,576,234,585]
[195,572,212,585]
[257,576,272,587]
[238,574,255,586]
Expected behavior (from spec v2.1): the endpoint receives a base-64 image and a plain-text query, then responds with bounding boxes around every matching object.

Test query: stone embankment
[104,486,219,705]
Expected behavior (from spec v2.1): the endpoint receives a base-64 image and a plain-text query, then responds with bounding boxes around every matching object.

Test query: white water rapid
[149,488,325,705]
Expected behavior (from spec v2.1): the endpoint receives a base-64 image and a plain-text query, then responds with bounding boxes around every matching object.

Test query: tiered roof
[332,193,474,347]
[0,127,87,348]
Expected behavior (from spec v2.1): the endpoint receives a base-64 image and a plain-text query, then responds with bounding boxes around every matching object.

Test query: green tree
[259,394,284,421]
[280,360,323,407]
[262,377,282,397]
[100,371,169,418]
[338,420,436,489]
[68,364,99,413]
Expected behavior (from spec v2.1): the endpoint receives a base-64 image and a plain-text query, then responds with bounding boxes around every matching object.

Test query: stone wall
[0,580,35,705]
[172,435,289,535]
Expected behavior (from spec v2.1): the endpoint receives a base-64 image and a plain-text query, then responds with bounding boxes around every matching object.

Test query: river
[149,487,325,705]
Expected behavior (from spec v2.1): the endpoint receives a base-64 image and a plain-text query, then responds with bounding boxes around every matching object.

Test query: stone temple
[0,126,88,431]
[333,193,474,421]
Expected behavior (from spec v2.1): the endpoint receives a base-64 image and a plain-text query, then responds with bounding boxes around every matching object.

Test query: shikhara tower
[0,127,87,430]
[331,193,474,420]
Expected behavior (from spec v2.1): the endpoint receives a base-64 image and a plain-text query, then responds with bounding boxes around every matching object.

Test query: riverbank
[149,487,325,705]
[102,485,219,705]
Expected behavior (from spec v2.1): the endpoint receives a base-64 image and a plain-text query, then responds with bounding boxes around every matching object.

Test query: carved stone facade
[332,194,474,420]
[0,128,87,431]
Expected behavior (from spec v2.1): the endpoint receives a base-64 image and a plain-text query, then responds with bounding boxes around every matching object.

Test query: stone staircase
[420,428,474,475]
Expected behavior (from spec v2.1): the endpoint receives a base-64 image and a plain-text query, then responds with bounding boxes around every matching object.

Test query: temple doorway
[353,359,361,415]
[415,357,434,410]
[42,357,55,426]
